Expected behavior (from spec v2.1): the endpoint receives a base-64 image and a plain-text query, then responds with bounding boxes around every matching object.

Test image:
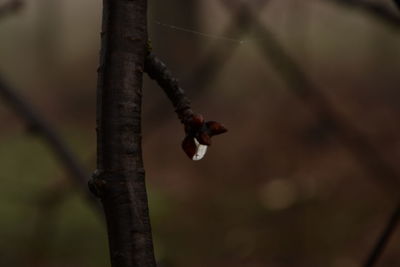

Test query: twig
[363,204,400,267]
[144,0,270,129]
[144,53,227,159]
[144,53,193,124]
[0,75,98,209]
[144,0,270,133]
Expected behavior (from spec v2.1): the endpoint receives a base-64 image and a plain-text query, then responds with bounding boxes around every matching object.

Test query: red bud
[206,121,228,136]
[190,114,204,129]
[197,132,212,146]
[182,136,197,159]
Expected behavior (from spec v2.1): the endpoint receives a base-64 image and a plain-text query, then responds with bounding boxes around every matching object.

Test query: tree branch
[143,1,271,133]
[394,0,400,11]
[144,53,227,160]
[93,0,157,266]
[219,1,400,193]
[144,53,193,124]
[217,3,400,266]
[362,2,400,267]
[0,75,97,208]
[363,204,400,267]
[186,0,271,94]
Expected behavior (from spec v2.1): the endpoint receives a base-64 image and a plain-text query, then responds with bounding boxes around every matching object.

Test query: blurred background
[1,0,400,266]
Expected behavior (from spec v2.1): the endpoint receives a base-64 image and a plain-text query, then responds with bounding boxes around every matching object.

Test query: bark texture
[144,53,193,124]
[94,0,156,266]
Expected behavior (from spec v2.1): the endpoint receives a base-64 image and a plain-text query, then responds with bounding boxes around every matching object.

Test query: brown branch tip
[144,53,227,160]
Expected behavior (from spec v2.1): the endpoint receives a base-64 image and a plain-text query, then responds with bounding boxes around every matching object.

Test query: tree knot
[88,169,107,198]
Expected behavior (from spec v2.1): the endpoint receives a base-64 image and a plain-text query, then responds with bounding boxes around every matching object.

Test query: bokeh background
[1,0,400,266]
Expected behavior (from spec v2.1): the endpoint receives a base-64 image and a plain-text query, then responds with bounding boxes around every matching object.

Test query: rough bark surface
[94,0,156,266]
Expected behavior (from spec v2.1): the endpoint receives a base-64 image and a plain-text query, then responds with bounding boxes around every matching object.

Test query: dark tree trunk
[93,0,156,266]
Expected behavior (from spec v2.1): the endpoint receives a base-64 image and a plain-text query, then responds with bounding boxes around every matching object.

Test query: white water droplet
[192,138,208,161]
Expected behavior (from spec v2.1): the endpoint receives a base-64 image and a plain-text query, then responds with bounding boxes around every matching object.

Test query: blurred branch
[217,3,400,266]
[394,0,400,10]
[363,2,400,267]
[219,1,400,193]
[0,0,23,19]
[187,0,271,94]
[326,0,400,29]
[363,204,400,267]
[0,76,99,210]
[144,1,271,129]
